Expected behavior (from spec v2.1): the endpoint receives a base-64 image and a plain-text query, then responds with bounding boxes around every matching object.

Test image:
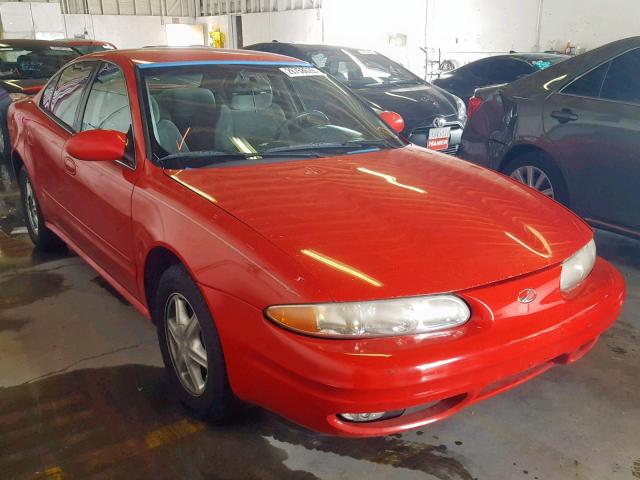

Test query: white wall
[0,2,65,39]
[241,8,322,46]
[539,0,640,53]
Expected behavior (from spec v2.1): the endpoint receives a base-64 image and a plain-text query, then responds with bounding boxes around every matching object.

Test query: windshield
[305,48,420,88]
[0,46,79,80]
[142,64,403,168]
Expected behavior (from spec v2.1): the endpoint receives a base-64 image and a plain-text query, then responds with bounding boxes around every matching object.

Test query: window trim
[38,59,99,134]
[559,46,640,105]
[77,60,137,170]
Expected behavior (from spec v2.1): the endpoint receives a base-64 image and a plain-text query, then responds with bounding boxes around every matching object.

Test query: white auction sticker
[280,66,326,77]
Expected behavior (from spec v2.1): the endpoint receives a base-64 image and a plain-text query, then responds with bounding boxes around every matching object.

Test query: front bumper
[202,258,624,437]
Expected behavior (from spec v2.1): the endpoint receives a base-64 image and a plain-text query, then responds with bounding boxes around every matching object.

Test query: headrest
[228,73,273,111]
[149,95,159,120]
[160,87,216,109]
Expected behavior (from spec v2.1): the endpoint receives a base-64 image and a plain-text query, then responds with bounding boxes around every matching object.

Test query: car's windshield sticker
[279,66,325,77]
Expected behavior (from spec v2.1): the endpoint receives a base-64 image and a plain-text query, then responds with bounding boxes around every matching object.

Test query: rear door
[30,61,96,228]
[543,48,640,232]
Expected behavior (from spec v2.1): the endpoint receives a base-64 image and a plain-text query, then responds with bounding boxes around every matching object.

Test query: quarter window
[49,62,94,129]
[40,74,60,111]
[81,62,132,134]
[600,48,640,104]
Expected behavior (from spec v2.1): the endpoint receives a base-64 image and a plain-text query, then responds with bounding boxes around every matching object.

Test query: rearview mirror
[379,110,405,134]
[65,129,127,162]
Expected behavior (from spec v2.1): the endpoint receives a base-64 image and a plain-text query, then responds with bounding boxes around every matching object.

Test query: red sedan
[7,48,625,437]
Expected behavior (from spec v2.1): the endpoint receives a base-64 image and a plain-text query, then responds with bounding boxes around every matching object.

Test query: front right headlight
[560,239,596,292]
[265,295,471,338]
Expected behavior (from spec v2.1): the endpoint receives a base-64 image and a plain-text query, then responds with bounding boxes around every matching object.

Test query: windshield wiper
[263,140,393,155]
[157,149,323,169]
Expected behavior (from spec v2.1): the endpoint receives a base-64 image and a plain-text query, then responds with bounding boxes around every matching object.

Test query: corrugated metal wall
[54,0,320,16]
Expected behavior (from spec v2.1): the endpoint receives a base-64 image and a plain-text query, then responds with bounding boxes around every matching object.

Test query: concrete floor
[1,165,639,480]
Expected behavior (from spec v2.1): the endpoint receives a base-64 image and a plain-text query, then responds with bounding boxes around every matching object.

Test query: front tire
[19,168,63,250]
[503,152,569,205]
[155,264,232,421]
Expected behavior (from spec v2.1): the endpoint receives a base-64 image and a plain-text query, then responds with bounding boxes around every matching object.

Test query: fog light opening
[338,410,404,423]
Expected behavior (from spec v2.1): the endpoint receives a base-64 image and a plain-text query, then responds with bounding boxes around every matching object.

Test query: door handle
[64,157,77,176]
[551,108,578,123]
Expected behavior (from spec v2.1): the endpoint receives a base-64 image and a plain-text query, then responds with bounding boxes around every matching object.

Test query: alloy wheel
[165,293,208,396]
[24,179,39,235]
[510,165,555,199]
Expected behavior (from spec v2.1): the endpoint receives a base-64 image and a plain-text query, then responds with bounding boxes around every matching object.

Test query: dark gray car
[460,36,640,239]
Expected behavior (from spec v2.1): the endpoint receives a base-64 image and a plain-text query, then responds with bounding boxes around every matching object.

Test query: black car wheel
[504,152,569,205]
[155,263,232,421]
[19,167,63,250]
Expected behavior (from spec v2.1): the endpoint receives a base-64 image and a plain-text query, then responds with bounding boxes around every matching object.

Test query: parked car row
[6,42,625,437]
[247,38,640,239]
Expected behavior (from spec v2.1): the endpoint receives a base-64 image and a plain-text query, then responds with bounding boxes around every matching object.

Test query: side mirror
[379,110,405,134]
[65,129,127,162]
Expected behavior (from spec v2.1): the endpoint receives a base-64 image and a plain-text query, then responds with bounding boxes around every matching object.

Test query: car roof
[492,53,568,62]
[247,42,367,53]
[80,46,309,66]
[59,38,113,46]
[506,36,640,95]
[0,38,81,49]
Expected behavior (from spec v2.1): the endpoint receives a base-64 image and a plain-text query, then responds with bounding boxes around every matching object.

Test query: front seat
[157,87,217,152]
[150,95,187,155]
[215,73,286,151]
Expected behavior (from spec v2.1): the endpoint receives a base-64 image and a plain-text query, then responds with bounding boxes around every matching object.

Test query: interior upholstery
[157,87,217,152]
[214,73,286,150]
[150,95,186,155]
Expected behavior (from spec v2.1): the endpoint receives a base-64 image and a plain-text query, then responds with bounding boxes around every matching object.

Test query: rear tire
[155,264,232,422]
[503,152,569,205]
[19,167,63,251]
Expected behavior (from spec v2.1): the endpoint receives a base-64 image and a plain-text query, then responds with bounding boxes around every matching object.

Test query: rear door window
[48,61,95,130]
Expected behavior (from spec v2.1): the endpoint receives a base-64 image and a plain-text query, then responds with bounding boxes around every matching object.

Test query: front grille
[439,144,459,156]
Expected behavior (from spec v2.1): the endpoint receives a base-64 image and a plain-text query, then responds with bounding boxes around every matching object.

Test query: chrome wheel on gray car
[165,293,209,396]
[510,165,555,199]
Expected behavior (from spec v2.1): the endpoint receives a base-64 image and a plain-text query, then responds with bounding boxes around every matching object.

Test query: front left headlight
[265,295,471,338]
[560,238,596,292]
[455,95,467,125]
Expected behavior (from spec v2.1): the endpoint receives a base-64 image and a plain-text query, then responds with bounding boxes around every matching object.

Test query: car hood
[354,83,458,131]
[165,146,592,301]
[0,78,46,94]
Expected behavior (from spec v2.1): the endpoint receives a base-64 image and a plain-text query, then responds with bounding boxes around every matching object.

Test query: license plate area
[427,127,451,151]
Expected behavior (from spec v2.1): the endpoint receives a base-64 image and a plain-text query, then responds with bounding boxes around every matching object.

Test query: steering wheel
[275,110,330,139]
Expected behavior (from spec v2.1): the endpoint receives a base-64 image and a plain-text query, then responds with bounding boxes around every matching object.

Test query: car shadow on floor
[0,364,474,480]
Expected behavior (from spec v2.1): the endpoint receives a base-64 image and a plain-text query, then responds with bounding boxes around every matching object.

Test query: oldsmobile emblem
[433,116,447,128]
[517,288,537,304]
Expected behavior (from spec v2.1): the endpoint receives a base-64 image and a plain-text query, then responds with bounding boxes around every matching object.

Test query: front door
[59,62,139,295]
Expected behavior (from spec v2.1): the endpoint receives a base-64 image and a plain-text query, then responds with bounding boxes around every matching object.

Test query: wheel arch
[143,245,192,321]
[498,143,553,173]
